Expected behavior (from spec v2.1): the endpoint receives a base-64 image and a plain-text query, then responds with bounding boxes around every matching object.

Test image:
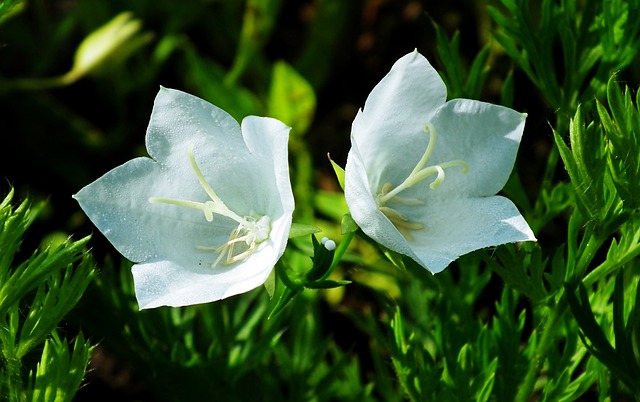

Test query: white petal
[406,196,536,273]
[74,157,206,262]
[350,51,447,190]
[240,115,295,218]
[345,142,413,255]
[133,213,291,308]
[146,88,269,217]
[146,87,243,163]
[426,99,527,198]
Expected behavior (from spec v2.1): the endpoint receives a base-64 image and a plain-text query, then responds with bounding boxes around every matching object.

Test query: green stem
[11,72,78,90]
[574,231,606,280]
[583,241,640,287]
[515,296,567,402]
[3,354,22,402]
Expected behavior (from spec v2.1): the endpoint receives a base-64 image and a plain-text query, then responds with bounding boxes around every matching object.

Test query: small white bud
[324,240,336,251]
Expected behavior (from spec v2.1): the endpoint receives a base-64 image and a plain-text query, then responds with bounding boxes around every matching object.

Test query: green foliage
[566,272,640,396]
[2,0,640,401]
[489,0,640,118]
[433,23,491,100]
[76,259,374,402]
[268,60,317,136]
[553,105,613,224]
[0,189,94,401]
[598,76,640,210]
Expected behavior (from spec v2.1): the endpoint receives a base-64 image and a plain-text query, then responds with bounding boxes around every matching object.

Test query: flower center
[149,144,271,267]
[374,124,468,240]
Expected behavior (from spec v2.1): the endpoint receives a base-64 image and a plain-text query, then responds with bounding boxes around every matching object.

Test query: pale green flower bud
[69,11,152,81]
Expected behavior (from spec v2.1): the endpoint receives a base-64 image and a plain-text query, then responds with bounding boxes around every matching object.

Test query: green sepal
[268,261,303,318]
[328,154,345,190]
[275,260,303,292]
[340,213,358,235]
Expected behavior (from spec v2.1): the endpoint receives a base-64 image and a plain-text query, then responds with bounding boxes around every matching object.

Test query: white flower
[344,50,536,274]
[73,87,294,308]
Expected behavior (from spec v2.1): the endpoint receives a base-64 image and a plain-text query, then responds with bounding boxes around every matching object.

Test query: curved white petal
[72,157,227,265]
[351,51,447,190]
[426,99,527,198]
[345,141,409,251]
[240,115,296,219]
[407,196,536,273]
[146,87,243,164]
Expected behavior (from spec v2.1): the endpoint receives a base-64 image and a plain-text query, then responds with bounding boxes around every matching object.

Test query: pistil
[149,144,271,267]
[375,124,469,240]
[377,124,468,207]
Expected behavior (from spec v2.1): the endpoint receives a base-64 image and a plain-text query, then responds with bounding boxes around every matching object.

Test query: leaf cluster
[0,189,94,402]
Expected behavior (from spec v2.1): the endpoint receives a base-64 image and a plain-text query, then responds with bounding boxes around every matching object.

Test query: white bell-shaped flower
[74,87,294,308]
[345,50,536,274]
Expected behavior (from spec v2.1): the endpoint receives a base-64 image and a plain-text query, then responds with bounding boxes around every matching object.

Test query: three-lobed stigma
[149,144,271,268]
[375,124,469,240]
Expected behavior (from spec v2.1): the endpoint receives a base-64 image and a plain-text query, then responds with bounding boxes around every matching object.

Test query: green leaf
[553,105,608,221]
[304,279,351,290]
[501,69,515,108]
[475,359,497,402]
[28,332,92,402]
[600,75,640,209]
[263,268,276,299]
[566,279,640,394]
[268,60,317,136]
[288,222,321,239]
[0,189,94,401]
[17,255,95,358]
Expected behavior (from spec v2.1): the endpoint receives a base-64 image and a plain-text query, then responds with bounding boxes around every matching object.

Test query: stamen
[379,182,423,205]
[149,197,216,221]
[389,195,424,205]
[186,144,249,226]
[380,182,394,196]
[376,124,469,205]
[379,206,424,240]
[149,144,272,268]
[374,123,469,241]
